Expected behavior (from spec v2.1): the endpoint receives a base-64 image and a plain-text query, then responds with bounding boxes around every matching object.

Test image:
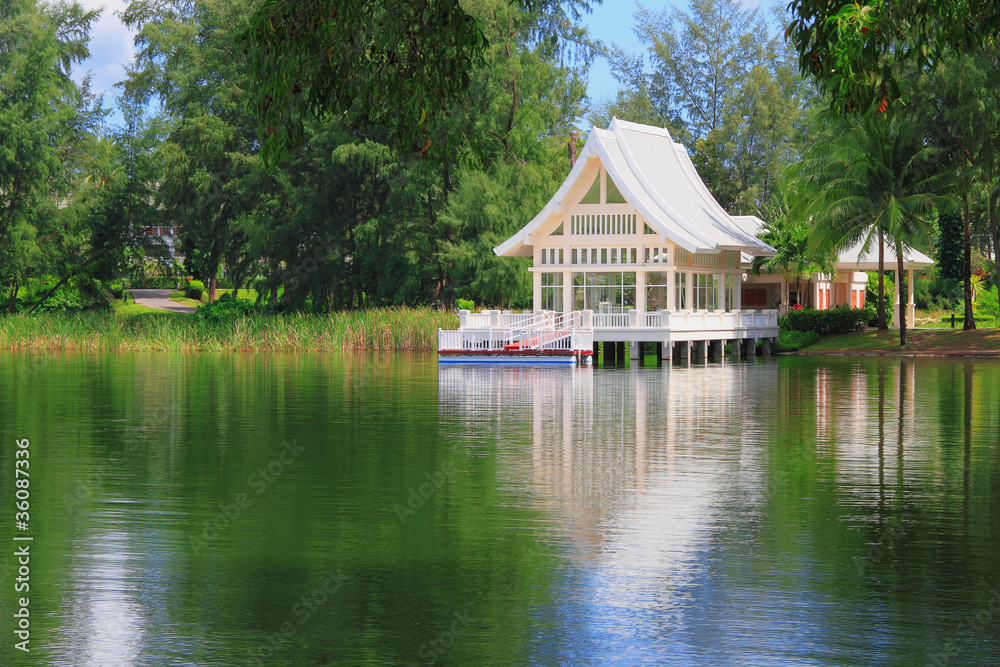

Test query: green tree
[751,186,836,307]
[784,0,1000,115]
[0,0,107,312]
[797,110,955,344]
[912,47,1000,320]
[123,0,279,303]
[937,212,964,283]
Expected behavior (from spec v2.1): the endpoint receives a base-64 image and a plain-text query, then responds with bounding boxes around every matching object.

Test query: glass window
[558,249,564,265]
[600,248,608,264]
[725,274,737,310]
[541,251,546,265]
[630,248,637,264]
[644,247,651,263]
[675,272,688,310]
[591,249,597,264]
[646,271,669,311]
[572,249,578,264]
[571,272,636,312]
[541,272,564,312]
[610,248,617,264]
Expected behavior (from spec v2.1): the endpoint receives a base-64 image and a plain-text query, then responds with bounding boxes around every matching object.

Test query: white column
[686,272,694,311]
[734,272,742,311]
[636,270,647,314]
[666,269,676,311]
[532,269,542,312]
[562,270,573,314]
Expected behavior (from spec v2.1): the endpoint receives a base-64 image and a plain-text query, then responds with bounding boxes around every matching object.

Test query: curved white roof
[494,118,775,257]
[735,216,934,269]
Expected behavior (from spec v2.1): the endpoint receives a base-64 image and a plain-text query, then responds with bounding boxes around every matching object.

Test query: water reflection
[438,359,1000,664]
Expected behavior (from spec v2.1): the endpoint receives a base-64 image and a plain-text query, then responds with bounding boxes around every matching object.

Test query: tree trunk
[7,283,18,314]
[990,192,999,291]
[208,275,216,304]
[877,230,887,330]
[963,194,976,330]
[896,241,907,346]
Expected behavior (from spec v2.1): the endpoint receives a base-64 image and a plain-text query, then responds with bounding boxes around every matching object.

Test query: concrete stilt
[730,339,741,359]
[702,340,710,360]
[630,341,640,361]
[751,338,759,356]
[660,341,671,361]
[762,338,772,355]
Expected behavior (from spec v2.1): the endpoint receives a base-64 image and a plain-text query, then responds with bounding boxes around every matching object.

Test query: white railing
[439,327,591,353]
[498,313,535,328]
[456,308,779,334]
[592,313,629,328]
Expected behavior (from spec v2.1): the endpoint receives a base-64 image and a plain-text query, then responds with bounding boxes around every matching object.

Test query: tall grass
[0,308,459,352]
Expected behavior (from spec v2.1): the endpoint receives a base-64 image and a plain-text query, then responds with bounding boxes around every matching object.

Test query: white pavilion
[485,118,781,360]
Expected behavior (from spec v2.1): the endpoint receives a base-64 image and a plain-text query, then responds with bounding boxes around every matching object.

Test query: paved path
[128,289,196,313]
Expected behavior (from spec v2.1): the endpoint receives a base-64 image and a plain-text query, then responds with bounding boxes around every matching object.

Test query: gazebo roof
[833,237,934,270]
[735,216,935,270]
[493,118,775,258]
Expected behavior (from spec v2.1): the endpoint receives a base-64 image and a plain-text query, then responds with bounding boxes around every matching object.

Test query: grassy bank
[0,308,458,352]
[795,328,1000,355]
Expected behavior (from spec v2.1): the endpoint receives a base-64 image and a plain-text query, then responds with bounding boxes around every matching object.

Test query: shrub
[129,276,182,289]
[108,282,124,299]
[196,292,259,323]
[777,329,820,352]
[455,298,475,311]
[780,305,869,335]
[186,280,205,301]
[975,285,999,319]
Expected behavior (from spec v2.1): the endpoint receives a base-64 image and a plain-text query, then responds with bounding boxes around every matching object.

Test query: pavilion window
[725,274,737,311]
[601,248,608,264]
[571,249,578,264]
[610,248,617,264]
[591,249,597,264]
[558,249,564,265]
[541,272,563,312]
[646,272,669,311]
[675,272,687,310]
[573,272,636,313]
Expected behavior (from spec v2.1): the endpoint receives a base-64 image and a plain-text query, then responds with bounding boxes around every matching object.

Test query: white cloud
[73,0,137,101]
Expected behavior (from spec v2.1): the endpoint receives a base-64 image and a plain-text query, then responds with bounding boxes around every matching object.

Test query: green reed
[0,308,459,352]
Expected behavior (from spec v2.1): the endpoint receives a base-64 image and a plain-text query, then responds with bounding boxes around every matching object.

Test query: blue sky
[73,0,694,126]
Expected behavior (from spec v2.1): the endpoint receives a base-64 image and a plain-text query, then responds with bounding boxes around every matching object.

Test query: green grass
[798,328,1000,353]
[110,298,164,315]
[0,308,458,352]
[167,290,204,308]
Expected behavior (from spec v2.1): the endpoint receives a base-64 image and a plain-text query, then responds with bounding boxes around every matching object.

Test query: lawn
[110,297,166,315]
[166,288,259,309]
[801,327,1000,354]
[168,290,204,308]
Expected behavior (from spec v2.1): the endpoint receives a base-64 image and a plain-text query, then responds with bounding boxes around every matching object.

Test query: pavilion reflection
[437,363,780,557]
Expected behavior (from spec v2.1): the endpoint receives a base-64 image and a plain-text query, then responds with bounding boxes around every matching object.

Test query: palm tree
[751,188,836,307]
[791,110,956,345]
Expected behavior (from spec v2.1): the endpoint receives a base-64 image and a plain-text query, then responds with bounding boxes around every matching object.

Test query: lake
[1,352,998,665]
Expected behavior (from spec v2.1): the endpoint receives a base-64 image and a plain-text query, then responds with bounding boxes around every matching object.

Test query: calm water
[0,352,998,666]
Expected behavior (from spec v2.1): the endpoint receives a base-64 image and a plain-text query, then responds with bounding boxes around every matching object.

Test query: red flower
[791,303,804,310]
